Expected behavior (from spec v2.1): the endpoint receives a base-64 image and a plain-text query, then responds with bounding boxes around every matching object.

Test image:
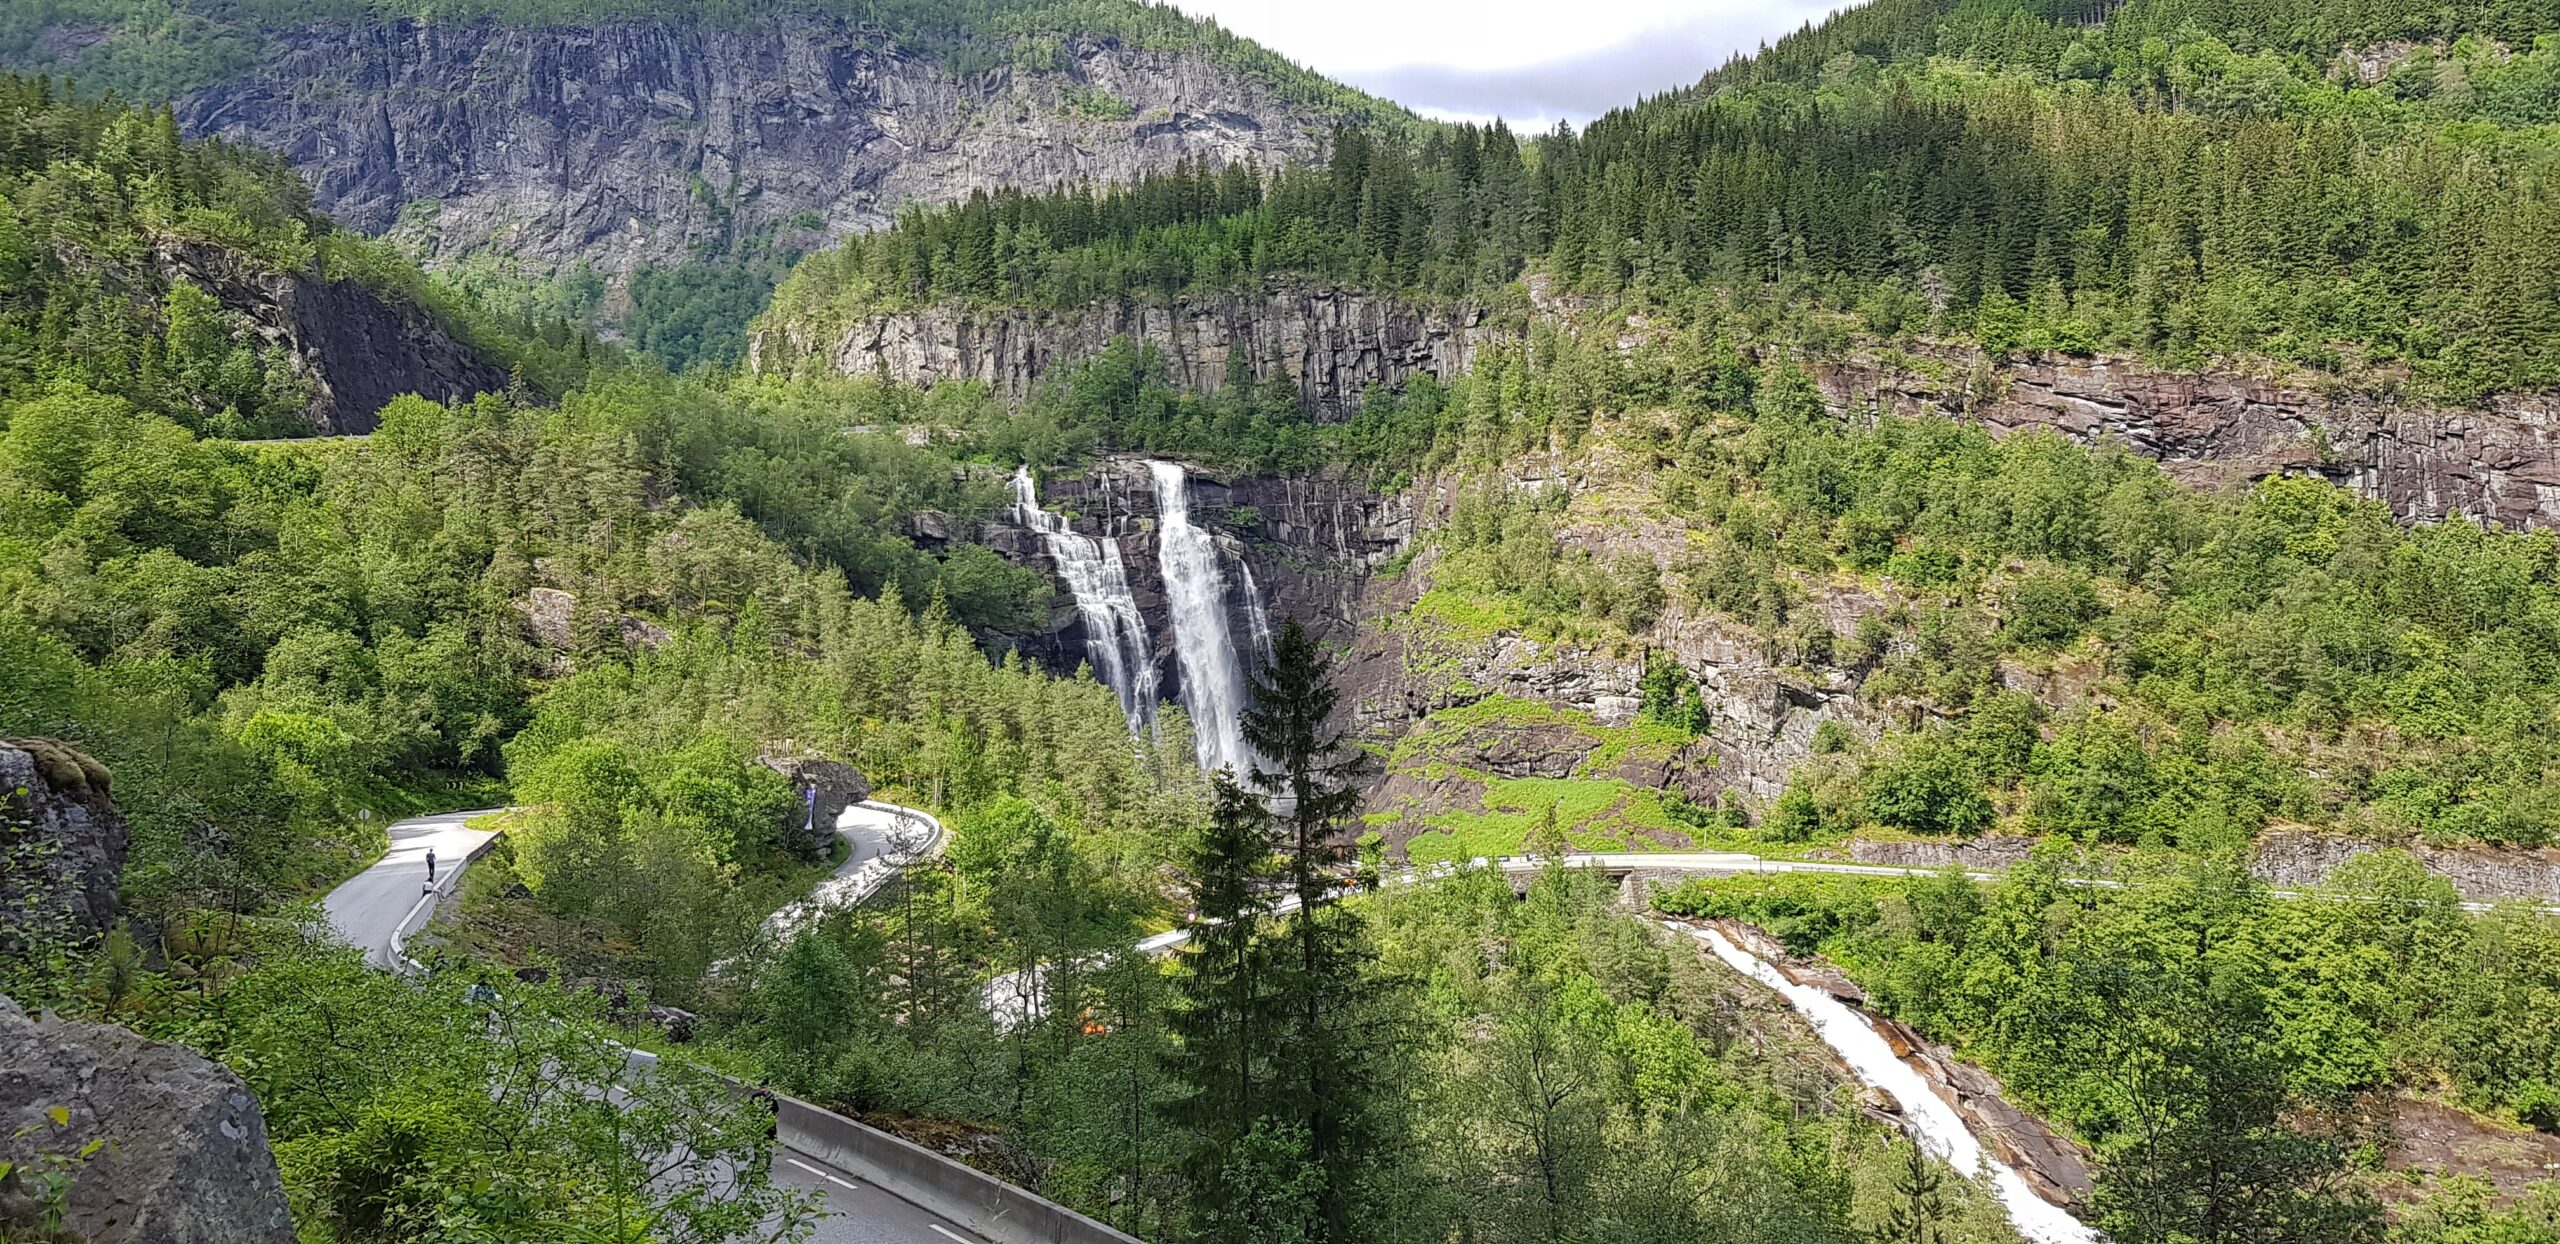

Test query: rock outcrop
[1818,348,2560,530]
[962,455,1413,697]
[167,243,512,434]
[758,753,872,860]
[0,739,125,946]
[170,17,1355,282]
[0,997,295,1244]
[756,283,1511,419]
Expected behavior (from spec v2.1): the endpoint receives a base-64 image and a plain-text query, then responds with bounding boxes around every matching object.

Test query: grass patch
[1400,776,1695,864]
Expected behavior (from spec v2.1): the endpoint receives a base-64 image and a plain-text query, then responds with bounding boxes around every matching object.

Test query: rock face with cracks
[0,997,295,1244]
[0,739,125,947]
[170,17,1357,283]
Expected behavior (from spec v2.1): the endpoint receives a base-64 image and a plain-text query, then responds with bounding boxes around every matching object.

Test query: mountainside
[6,2,1411,300]
[180,18,1354,279]
[0,74,565,437]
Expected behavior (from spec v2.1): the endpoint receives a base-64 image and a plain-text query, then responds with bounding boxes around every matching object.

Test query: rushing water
[1011,466,1159,733]
[1680,924,2105,1244]
[1149,460,1254,777]
[1239,561,1276,673]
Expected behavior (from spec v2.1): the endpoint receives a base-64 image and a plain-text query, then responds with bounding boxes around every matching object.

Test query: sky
[1170,0,1852,130]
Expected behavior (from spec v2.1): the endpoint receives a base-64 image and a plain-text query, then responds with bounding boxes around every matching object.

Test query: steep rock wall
[946,456,1412,699]
[755,285,1511,419]
[1818,349,2560,530]
[168,243,513,433]
[174,18,1345,281]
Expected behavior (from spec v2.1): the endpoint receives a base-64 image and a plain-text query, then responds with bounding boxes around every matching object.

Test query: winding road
[323,803,983,1244]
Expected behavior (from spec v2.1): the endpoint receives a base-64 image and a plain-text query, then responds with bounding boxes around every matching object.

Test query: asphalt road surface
[774,1146,988,1244]
[325,807,981,1241]
[321,808,502,968]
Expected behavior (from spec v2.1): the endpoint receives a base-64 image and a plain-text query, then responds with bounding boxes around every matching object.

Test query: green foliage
[134,937,815,1243]
[1638,650,1709,734]
[1367,867,1935,1244]
[0,76,594,436]
[1658,849,2560,1225]
[764,0,2560,399]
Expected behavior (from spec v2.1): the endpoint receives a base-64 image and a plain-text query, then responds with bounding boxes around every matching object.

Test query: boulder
[0,739,126,946]
[0,997,295,1244]
[759,754,873,860]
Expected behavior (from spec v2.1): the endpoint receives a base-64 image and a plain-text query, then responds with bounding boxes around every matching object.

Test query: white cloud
[1170,0,1851,128]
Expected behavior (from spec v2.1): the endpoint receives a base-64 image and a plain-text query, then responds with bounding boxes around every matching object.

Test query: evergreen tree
[1873,1141,1947,1244]
[1242,618,1381,1239]
[1161,770,1285,1237]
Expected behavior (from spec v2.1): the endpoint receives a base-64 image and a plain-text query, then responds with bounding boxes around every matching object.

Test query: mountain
[2,1,1415,365]
[0,74,583,435]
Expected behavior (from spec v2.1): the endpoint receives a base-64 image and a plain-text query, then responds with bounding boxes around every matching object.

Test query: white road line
[785,1157,862,1192]
[930,1225,976,1244]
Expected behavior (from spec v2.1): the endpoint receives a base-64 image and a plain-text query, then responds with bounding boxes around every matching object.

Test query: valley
[7,1,2560,1243]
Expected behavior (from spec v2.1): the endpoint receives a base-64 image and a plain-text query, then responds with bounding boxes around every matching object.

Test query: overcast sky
[1170,0,1852,130]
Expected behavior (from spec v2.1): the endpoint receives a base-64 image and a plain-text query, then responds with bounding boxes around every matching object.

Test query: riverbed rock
[0,997,296,1244]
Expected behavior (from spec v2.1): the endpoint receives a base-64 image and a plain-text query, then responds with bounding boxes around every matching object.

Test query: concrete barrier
[777,1094,1143,1244]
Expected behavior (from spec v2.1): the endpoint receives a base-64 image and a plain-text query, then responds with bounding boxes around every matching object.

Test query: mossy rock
[3,737,111,801]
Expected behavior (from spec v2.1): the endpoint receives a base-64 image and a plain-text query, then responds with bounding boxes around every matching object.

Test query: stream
[1674,923,2104,1244]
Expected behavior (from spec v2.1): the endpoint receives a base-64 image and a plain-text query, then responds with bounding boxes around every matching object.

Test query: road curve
[322,803,979,1242]
[321,808,502,968]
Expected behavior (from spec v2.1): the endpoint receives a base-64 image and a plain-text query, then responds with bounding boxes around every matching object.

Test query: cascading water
[1149,460,1255,777]
[1239,562,1276,672]
[1678,924,2104,1244]
[1011,467,1159,734]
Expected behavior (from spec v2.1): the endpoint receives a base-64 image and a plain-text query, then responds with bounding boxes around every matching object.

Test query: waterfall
[1149,460,1254,777]
[1679,924,2104,1244]
[1239,562,1276,673]
[1011,467,1158,734]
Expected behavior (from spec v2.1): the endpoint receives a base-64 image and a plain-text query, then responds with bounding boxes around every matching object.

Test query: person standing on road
[425,847,438,883]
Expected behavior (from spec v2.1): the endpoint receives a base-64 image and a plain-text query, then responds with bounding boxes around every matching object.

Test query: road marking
[930,1226,976,1244]
[785,1157,862,1192]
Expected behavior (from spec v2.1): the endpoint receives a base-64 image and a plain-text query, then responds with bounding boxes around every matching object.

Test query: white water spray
[1681,925,2104,1244]
[1149,460,1253,777]
[1011,467,1158,733]
[1239,561,1276,673]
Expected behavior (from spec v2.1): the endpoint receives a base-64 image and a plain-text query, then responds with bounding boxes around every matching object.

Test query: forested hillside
[768,0,2560,397]
[3,0,1418,371]
[10,1,2560,1242]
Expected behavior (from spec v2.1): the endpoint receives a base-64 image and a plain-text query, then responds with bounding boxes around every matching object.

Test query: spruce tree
[1874,1141,1946,1244]
[1242,619,1379,1240]
[1162,770,1284,1229]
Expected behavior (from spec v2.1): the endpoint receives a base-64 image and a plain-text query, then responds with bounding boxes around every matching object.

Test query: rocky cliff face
[169,243,512,434]
[174,17,1346,282]
[0,739,126,948]
[0,997,296,1244]
[1818,348,2560,530]
[755,283,1511,419]
[945,455,1413,702]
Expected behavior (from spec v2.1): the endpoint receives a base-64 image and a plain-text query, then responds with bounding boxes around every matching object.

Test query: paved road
[764,802,944,943]
[321,808,502,968]
[775,1146,989,1244]
[323,805,977,1242]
